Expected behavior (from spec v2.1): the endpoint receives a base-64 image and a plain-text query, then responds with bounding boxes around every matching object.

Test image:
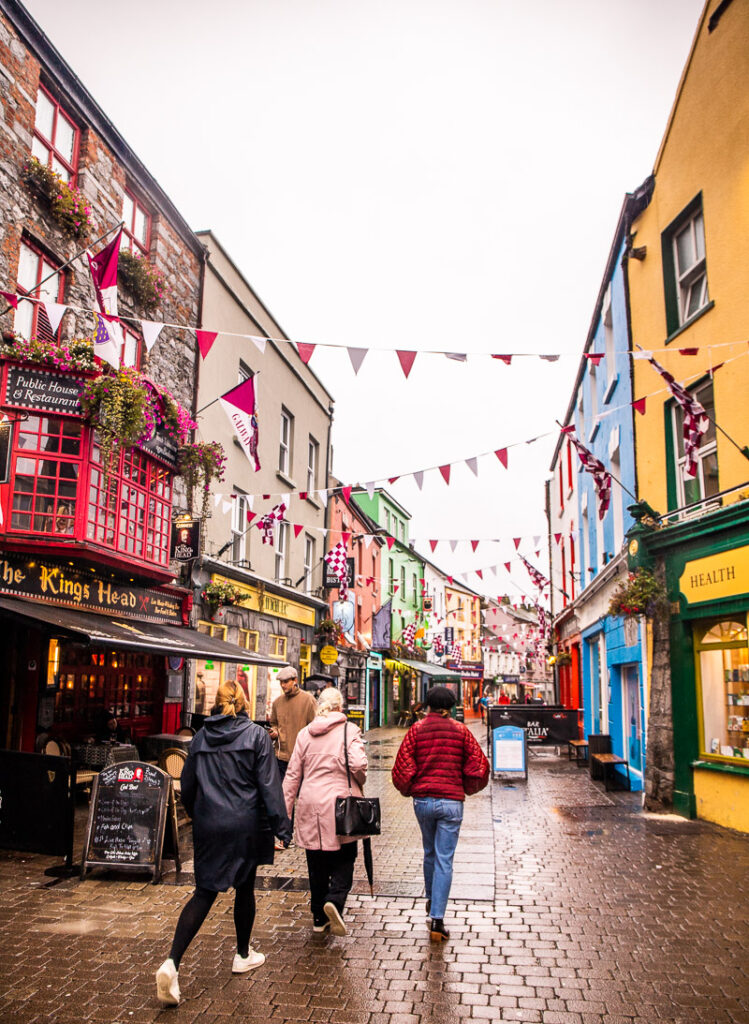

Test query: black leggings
[169,869,257,968]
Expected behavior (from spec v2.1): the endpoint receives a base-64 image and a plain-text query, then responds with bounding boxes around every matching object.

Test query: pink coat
[282,711,367,851]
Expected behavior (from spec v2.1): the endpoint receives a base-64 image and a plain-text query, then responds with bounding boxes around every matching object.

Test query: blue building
[558,188,652,790]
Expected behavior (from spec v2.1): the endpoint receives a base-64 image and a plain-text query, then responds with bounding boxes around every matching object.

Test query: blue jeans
[413,797,464,919]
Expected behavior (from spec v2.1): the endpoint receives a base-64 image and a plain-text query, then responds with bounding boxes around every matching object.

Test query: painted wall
[327,493,383,649]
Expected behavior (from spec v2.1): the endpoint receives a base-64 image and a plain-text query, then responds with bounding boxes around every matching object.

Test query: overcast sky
[27,0,705,602]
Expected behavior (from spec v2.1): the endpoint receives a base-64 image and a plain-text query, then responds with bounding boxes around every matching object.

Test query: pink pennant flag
[388,476,400,485]
[386,536,395,551]
[0,290,18,309]
[220,376,260,471]
[220,376,257,415]
[439,464,451,485]
[393,584,399,594]
[447,576,453,585]
[429,540,438,552]
[341,486,352,505]
[513,538,521,550]
[246,510,257,524]
[554,532,562,545]
[299,491,308,500]
[476,569,483,580]
[679,348,699,356]
[471,540,480,552]
[197,330,218,359]
[495,448,508,469]
[584,353,604,365]
[492,354,512,365]
[87,228,123,369]
[396,350,417,378]
[632,397,647,416]
[504,562,511,572]
[341,531,351,546]
[297,342,316,364]
[293,523,304,538]
[347,347,368,374]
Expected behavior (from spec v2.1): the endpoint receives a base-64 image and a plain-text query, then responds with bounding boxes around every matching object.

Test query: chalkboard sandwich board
[81,762,180,883]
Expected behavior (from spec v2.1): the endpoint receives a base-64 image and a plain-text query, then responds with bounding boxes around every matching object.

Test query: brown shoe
[429,918,450,942]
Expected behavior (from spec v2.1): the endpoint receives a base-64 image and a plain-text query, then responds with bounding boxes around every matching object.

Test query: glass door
[622,664,642,767]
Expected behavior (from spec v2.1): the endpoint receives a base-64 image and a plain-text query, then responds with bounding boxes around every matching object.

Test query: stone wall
[644,556,675,809]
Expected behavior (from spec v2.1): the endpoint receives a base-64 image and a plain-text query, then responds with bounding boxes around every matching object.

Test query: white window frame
[231,489,250,564]
[673,209,708,326]
[603,286,616,387]
[307,436,318,493]
[303,534,315,594]
[588,363,598,438]
[670,380,718,510]
[279,409,292,475]
[275,521,289,582]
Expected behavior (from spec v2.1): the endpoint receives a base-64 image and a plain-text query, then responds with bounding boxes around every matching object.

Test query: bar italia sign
[0,554,183,623]
[679,545,749,604]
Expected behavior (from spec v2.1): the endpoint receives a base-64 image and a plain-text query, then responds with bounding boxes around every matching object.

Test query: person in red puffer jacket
[392,685,489,943]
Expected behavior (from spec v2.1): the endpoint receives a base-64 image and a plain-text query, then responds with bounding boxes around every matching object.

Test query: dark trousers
[305,844,357,925]
[276,758,288,780]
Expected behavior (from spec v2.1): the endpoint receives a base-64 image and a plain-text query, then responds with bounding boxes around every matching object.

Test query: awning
[398,658,463,679]
[0,596,284,666]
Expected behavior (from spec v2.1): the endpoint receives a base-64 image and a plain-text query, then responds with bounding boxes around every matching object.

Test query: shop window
[32,84,79,182]
[662,196,709,334]
[121,189,151,254]
[269,634,287,659]
[670,380,718,511]
[10,415,81,534]
[696,618,749,762]
[238,628,259,652]
[299,642,312,684]
[194,629,226,716]
[15,240,65,342]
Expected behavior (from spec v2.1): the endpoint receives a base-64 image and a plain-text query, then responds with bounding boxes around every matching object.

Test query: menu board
[81,761,178,881]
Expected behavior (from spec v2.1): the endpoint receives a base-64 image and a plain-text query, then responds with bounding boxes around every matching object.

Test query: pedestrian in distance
[392,685,490,943]
[155,680,292,1007]
[283,686,367,937]
[269,666,317,782]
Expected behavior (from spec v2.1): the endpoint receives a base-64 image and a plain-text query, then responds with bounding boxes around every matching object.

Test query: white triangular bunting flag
[365,481,376,500]
[347,348,368,375]
[43,301,67,334]
[465,457,479,476]
[247,494,254,510]
[250,335,267,355]
[317,490,328,509]
[222,500,232,515]
[214,493,223,509]
[445,352,467,362]
[533,535,541,547]
[280,493,291,509]
[490,566,498,576]
[320,528,328,538]
[413,470,424,490]
[141,319,164,351]
[449,540,458,553]
[362,534,374,550]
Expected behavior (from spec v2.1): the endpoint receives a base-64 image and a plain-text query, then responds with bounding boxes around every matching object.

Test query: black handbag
[334,722,381,837]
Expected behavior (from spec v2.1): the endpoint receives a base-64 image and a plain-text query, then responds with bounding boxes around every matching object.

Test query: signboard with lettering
[488,706,579,746]
[491,725,527,778]
[0,553,183,623]
[324,557,354,589]
[3,365,84,416]
[210,575,317,627]
[679,545,749,605]
[170,519,201,562]
[139,427,179,470]
[81,761,180,882]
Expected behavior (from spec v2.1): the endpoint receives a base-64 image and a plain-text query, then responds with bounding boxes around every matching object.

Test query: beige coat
[270,688,317,762]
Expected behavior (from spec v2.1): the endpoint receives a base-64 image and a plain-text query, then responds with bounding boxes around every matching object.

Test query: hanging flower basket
[117,249,165,313]
[315,618,343,645]
[555,651,572,667]
[202,580,250,618]
[0,333,96,373]
[21,157,93,240]
[608,568,669,619]
[178,441,227,522]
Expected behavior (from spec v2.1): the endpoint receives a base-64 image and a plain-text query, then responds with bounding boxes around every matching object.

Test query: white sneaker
[312,921,330,934]
[156,958,180,1006]
[323,901,347,936]
[232,947,266,973]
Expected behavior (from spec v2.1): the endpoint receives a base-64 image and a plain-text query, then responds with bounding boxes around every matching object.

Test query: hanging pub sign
[139,426,180,470]
[444,627,454,644]
[0,552,184,623]
[323,556,354,589]
[171,516,201,562]
[3,365,84,416]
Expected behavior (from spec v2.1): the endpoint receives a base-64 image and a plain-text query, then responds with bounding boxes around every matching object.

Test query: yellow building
[626,0,749,832]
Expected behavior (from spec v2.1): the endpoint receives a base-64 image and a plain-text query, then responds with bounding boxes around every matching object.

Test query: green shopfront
[633,500,749,833]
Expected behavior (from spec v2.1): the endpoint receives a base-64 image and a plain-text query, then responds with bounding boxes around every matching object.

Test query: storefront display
[696,618,749,761]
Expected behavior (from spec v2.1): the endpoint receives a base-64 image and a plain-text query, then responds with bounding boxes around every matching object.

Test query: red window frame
[121,188,151,254]
[15,239,65,343]
[558,462,564,510]
[566,439,573,490]
[8,415,82,536]
[32,83,80,182]
[569,532,576,600]
[561,542,567,608]
[120,323,143,370]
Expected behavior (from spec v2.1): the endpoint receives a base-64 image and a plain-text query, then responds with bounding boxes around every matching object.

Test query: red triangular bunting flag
[396,350,417,378]
[293,523,304,538]
[196,330,218,359]
[584,353,604,365]
[504,562,511,572]
[492,354,512,364]
[632,397,647,416]
[471,540,479,552]
[388,476,400,484]
[429,540,438,552]
[678,348,699,356]
[447,576,453,585]
[439,464,451,485]
[262,494,271,500]
[1,290,18,309]
[246,510,257,524]
[393,584,399,594]
[342,486,352,505]
[560,424,575,434]
[495,448,508,469]
[341,532,351,546]
[476,569,483,580]
[299,491,308,500]
[554,532,562,545]
[297,342,316,364]
[386,536,395,551]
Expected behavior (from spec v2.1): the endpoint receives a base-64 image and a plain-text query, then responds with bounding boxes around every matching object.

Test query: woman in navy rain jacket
[156,680,292,1006]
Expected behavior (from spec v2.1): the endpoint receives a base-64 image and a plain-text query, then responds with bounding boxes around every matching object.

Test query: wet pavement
[0,721,748,1023]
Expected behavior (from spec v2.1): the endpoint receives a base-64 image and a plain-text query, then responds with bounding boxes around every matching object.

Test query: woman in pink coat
[283,687,367,936]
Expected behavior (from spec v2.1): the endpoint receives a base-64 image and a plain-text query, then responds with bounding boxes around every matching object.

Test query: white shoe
[232,947,265,973]
[156,958,180,1006]
[312,921,330,934]
[323,901,347,936]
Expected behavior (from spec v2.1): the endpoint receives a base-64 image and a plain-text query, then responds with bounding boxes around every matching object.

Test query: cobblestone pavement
[1,722,748,1024]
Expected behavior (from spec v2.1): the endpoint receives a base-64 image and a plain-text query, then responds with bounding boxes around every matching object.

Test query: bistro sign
[0,554,183,623]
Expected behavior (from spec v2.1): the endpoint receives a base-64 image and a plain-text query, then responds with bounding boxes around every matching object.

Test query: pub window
[238,628,259,653]
[32,84,79,182]
[15,240,65,342]
[10,415,82,535]
[121,189,151,255]
[121,324,143,369]
[696,617,749,763]
[0,416,13,483]
[269,634,287,659]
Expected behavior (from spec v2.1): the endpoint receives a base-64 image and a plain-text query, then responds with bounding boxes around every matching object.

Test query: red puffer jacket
[391,713,490,801]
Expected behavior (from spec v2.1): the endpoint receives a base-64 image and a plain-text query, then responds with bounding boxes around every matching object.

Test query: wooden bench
[567,739,589,766]
[591,753,631,791]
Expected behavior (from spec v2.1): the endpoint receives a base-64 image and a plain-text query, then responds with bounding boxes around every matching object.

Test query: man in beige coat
[269,667,316,781]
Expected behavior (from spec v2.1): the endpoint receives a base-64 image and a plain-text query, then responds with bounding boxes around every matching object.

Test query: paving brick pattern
[0,722,747,1023]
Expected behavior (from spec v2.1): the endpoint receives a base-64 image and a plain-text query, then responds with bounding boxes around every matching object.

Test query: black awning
[0,596,284,666]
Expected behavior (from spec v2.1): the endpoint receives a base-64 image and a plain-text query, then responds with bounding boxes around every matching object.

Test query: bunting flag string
[644,354,710,478]
[323,540,349,601]
[519,553,550,590]
[564,430,612,520]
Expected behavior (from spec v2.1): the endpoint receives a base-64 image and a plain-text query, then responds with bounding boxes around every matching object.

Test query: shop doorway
[622,664,642,768]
